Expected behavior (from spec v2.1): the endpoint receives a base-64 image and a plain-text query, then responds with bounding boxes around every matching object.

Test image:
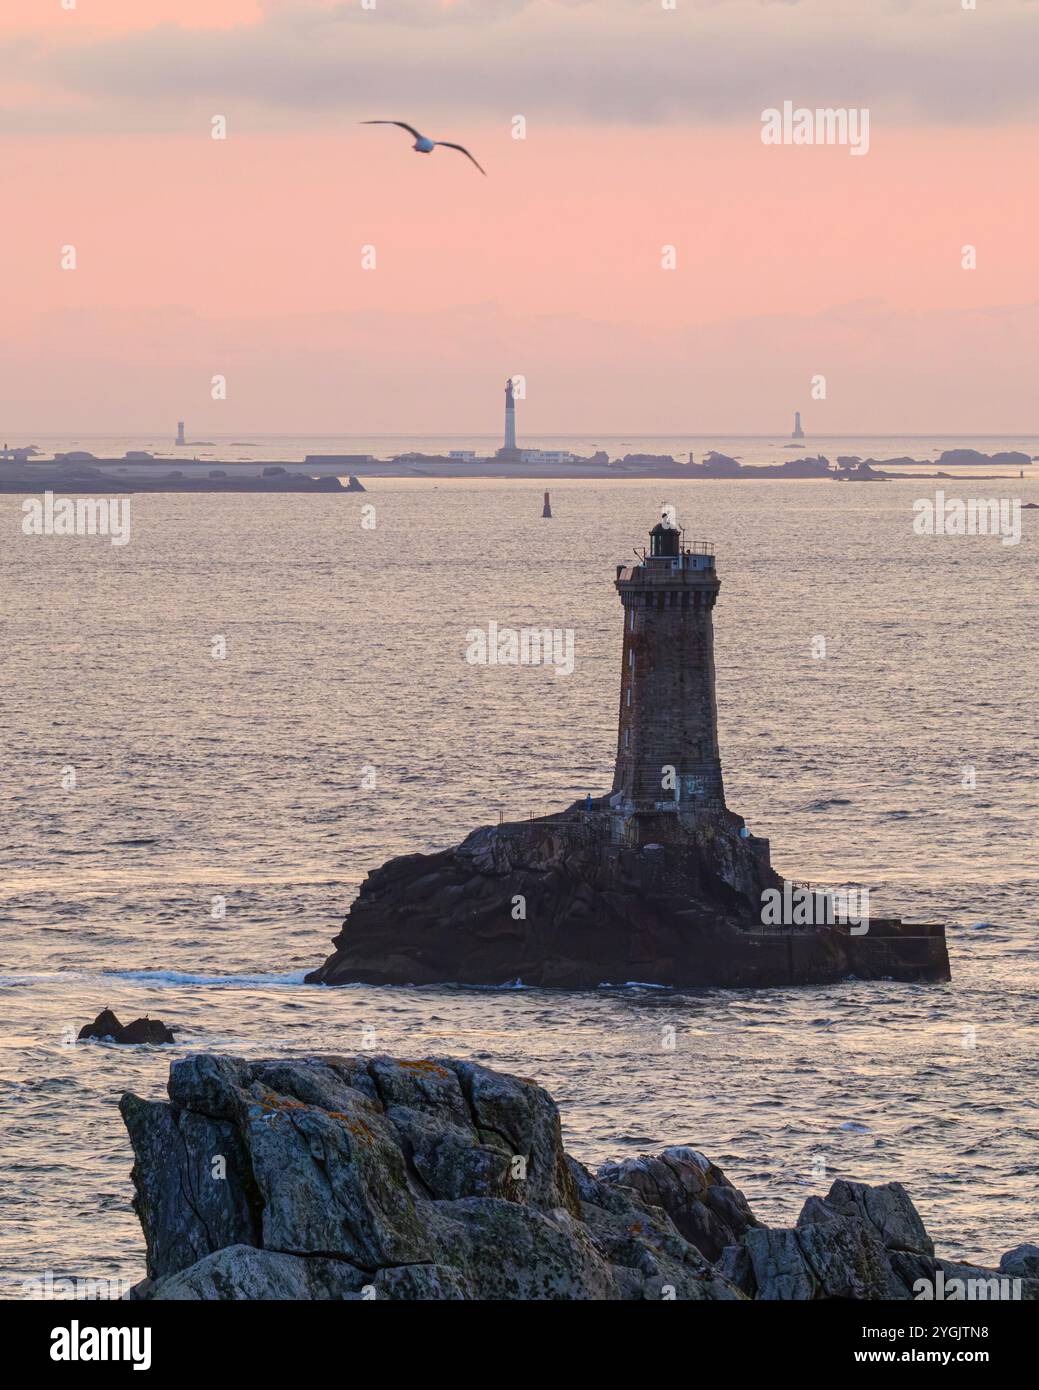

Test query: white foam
[103,969,310,989]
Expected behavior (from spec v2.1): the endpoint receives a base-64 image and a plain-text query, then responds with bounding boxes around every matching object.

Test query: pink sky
[3,1,1037,434]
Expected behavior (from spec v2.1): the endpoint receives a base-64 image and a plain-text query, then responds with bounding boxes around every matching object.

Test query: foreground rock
[120,1054,1033,1301]
[79,1009,175,1044]
[121,1054,742,1300]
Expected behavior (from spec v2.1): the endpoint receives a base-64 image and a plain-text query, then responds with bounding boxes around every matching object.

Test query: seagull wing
[362,120,425,140]
[434,142,487,175]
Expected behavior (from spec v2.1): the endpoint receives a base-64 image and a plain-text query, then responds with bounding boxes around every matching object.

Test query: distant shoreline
[0,446,1034,489]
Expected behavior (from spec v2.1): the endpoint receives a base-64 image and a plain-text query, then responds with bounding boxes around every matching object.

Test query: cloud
[5,0,1039,134]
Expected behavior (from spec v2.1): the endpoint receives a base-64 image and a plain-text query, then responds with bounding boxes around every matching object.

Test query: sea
[1,434,1036,1297]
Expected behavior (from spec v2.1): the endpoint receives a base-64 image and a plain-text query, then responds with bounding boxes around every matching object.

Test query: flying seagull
[362,121,486,175]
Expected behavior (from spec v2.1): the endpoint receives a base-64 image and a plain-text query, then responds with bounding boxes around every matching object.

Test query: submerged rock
[78,1009,175,1045]
[119,1054,1034,1301]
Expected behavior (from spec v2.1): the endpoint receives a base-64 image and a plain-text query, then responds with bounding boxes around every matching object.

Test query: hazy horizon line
[11,432,1039,443]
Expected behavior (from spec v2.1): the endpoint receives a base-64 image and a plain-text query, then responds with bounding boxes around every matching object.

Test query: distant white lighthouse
[792,411,805,441]
[176,421,186,446]
[503,378,517,454]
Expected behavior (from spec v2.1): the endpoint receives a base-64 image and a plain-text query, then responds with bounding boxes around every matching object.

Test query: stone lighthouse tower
[613,508,725,820]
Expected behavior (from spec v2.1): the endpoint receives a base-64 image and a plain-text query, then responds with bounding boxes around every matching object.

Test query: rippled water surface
[1,473,1036,1295]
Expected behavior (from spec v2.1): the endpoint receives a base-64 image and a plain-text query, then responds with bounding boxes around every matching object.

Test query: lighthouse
[502,377,518,454]
[307,503,951,989]
[613,509,725,818]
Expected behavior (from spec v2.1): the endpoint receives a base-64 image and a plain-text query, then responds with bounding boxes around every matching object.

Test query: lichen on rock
[120,1053,1031,1301]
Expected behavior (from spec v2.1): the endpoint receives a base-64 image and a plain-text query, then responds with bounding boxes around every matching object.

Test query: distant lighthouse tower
[503,377,518,454]
[613,510,725,817]
[792,411,805,440]
[176,420,186,446]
